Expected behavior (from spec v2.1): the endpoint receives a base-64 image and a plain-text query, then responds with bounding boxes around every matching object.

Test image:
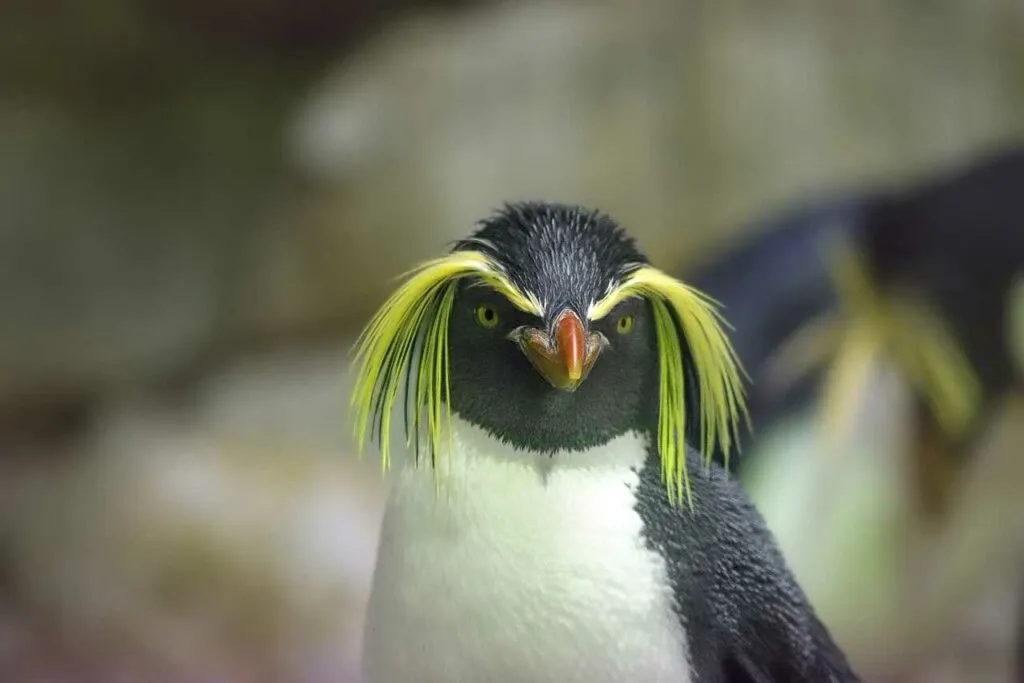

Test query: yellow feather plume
[769,239,982,448]
[591,266,750,508]
[820,241,981,441]
[351,252,747,511]
[349,251,541,473]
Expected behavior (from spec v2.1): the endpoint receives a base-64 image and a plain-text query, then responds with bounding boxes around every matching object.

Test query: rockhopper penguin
[760,149,1024,523]
[351,202,860,683]
[681,192,874,470]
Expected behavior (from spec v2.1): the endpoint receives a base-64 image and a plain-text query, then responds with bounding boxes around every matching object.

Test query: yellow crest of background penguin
[351,201,860,683]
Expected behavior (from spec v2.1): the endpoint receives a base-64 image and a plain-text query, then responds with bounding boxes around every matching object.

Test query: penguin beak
[509,309,605,392]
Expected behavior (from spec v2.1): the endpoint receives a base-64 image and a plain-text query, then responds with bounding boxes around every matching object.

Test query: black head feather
[453,202,649,320]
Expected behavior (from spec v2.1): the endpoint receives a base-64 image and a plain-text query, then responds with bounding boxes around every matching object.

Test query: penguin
[683,148,1023,516]
[681,191,877,470]
[350,201,860,683]
[756,148,1024,522]
[851,148,1024,520]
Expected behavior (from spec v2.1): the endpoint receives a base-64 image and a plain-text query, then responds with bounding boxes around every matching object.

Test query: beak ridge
[556,311,586,382]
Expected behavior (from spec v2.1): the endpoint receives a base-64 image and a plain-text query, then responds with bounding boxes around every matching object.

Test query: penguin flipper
[634,447,861,683]
[720,617,860,683]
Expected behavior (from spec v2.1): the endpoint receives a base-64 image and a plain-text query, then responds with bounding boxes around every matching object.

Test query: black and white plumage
[357,202,860,683]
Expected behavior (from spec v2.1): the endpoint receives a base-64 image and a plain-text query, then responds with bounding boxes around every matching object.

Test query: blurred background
[1,0,1023,681]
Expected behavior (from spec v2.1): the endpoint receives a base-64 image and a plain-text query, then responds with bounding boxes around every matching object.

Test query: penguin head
[351,201,747,504]
[445,202,658,453]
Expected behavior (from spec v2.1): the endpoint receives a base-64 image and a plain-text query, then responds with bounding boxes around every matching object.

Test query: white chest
[361,418,691,683]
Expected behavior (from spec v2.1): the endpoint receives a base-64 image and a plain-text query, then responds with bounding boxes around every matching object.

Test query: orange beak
[513,310,604,391]
[557,310,586,382]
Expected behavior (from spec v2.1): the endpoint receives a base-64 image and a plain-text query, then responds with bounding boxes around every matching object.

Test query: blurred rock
[3,0,1024,423]
[0,342,384,681]
[290,0,1024,323]
[0,0,468,429]
[0,72,298,424]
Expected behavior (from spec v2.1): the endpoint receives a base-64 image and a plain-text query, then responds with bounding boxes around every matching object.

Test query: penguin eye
[475,304,500,329]
[616,314,635,334]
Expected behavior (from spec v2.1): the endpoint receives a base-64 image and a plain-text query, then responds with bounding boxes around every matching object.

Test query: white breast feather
[362,416,691,683]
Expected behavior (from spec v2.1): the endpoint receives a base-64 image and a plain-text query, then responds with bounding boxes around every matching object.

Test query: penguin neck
[424,413,650,477]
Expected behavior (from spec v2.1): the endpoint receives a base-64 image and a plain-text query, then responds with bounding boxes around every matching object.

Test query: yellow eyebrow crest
[349,250,541,476]
[352,253,747,511]
[801,240,981,447]
[590,265,749,509]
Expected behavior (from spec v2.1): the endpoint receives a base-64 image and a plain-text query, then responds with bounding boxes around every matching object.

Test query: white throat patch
[362,415,692,683]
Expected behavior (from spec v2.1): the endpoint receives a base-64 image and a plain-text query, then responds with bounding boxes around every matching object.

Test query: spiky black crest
[453,202,649,318]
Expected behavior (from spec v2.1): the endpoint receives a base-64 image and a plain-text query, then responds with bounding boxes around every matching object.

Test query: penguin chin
[444,379,655,458]
[449,399,647,457]
[447,347,657,455]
